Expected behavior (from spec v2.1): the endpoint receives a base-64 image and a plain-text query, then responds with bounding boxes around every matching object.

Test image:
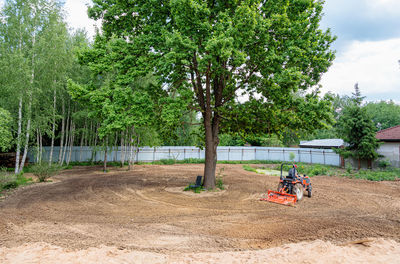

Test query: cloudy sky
[1,0,399,102]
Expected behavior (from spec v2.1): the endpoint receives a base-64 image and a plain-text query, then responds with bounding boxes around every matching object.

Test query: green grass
[0,169,33,193]
[352,168,400,181]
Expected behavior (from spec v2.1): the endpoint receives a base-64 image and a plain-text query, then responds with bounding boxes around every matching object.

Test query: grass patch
[352,168,400,181]
[243,165,258,173]
[0,168,33,193]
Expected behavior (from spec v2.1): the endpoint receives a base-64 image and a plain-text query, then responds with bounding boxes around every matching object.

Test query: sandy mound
[1,239,399,264]
[164,186,227,197]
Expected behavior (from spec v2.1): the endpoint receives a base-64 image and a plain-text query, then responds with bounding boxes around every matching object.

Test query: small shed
[299,139,344,149]
[376,125,400,167]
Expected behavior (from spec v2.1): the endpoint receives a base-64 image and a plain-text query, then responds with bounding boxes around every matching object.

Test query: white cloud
[320,38,400,100]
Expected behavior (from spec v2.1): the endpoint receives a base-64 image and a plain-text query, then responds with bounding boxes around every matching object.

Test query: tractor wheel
[277,183,284,192]
[293,183,304,201]
[307,187,312,198]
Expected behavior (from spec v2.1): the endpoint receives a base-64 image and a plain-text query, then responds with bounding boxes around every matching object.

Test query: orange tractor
[261,163,312,206]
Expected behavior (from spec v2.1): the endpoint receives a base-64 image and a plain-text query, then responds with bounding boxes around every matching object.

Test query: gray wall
[29,146,341,166]
[377,142,400,168]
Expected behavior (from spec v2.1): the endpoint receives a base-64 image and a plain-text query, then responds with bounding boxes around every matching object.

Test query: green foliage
[365,101,400,131]
[377,159,391,169]
[243,165,258,173]
[289,152,296,161]
[0,168,32,192]
[275,163,336,177]
[0,108,13,151]
[336,86,380,162]
[216,167,225,190]
[88,0,336,186]
[354,168,400,181]
[30,163,62,182]
[159,159,176,165]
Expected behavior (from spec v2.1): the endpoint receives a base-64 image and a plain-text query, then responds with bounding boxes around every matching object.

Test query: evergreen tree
[336,85,380,169]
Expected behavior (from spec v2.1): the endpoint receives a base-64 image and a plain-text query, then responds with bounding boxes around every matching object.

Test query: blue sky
[1,0,399,102]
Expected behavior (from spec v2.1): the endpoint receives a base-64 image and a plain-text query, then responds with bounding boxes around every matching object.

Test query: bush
[377,159,391,169]
[31,163,62,182]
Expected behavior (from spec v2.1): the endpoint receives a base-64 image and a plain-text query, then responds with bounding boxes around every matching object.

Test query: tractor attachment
[261,163,312,206]
[261,190,297,206]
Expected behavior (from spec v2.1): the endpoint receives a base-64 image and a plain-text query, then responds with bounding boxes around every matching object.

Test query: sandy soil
[0,164,399,263]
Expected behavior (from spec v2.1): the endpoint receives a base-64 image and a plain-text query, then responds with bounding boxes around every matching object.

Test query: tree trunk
[113,132,118,162]
[58,99,65,164]
[203,112,219,189]
[103,137,108,172]
[61,105,70,165]
[15,97,23,174]
[36,128,40,163]
[120,130,125,167]
[49,88,56,165]
[79,120,87,162]
[128,127,136,171]
[358,158,361,170]
[19,117,31,171]
[39,129,43,164]
[67,122,75,165]
[367,159,372,169]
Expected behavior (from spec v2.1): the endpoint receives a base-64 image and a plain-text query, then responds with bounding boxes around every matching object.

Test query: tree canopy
[88,0,336,188]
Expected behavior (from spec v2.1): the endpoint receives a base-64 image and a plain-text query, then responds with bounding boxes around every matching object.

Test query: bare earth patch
[0,164,399,263]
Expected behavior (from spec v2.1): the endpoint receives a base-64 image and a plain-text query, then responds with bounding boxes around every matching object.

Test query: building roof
[299,139,344,148]
[376,125,400,141]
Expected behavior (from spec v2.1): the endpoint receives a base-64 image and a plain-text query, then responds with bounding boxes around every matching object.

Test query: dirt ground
[0,164,399,263]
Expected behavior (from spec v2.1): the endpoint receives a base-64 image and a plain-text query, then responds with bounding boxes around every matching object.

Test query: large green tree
[365,101,400,131]
[88,0,335,188]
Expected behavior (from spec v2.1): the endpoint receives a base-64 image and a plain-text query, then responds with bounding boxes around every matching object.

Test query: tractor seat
[287,168,296,179]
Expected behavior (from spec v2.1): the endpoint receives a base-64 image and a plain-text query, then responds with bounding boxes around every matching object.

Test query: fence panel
[28,146,340,166]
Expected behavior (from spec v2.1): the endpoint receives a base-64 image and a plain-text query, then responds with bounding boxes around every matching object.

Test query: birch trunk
[113,132,118,162]
[39,129,43,164]
[36,128,40,163]
[79,120,86,163]
[103,137,108,172]
[15,97,23,174]
[67,122,75,165]
[20,24,36,171]
[58,99,65,164]
[49,88,56,165]
[128,129,133,171]
[19,117,31,171]
[61,106,70,165]
[120,130,125,167]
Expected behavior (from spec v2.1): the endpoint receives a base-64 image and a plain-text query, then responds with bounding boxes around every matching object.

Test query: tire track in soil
[0,164,398,252]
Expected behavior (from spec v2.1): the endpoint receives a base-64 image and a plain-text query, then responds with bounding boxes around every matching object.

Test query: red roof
[376,125,400,141]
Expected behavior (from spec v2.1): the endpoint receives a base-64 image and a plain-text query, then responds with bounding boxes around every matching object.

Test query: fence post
[323,150,326,165]
[228,148,230,161]
[255,148,257,160]
[184,148,186,160]
[298,149,301,162]
[310,150,312,164]
[241,148,244,161]
[267,148,270,160]
[283,149,285,161]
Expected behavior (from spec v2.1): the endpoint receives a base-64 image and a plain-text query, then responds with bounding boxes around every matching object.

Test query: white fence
[29,146,341,166]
